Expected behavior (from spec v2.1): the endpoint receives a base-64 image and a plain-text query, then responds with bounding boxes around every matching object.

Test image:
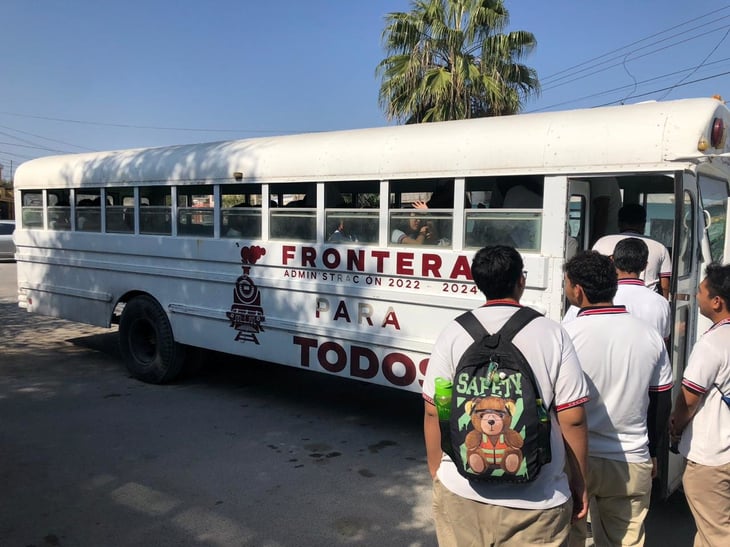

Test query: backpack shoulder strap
[497,306,543,342]
[454,311,489,341]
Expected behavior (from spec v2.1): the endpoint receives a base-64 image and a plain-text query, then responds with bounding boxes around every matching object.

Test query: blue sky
[2,0,730,175]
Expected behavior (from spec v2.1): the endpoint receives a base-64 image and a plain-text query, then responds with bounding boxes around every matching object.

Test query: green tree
[377,0,539,123]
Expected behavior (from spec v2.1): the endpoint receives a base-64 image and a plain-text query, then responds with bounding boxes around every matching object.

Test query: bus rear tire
[119,295,185,384]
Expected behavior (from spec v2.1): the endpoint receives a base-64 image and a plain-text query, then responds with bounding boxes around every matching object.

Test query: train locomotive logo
[227,245,267,343]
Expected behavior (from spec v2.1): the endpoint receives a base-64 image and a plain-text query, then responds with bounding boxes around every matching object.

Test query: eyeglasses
[523,270,528,278]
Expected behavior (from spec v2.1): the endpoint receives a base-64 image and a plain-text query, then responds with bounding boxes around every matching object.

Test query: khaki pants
[570,457,652,547]
[432,476,572,547]
[682,459,730,547]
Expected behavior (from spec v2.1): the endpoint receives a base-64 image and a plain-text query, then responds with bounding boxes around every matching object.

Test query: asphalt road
[0,262,697,546]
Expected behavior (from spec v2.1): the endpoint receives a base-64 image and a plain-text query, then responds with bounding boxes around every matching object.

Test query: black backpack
[440,306,552,483]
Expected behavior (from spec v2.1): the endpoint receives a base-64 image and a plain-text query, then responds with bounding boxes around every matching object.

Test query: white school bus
[12,97,730,496]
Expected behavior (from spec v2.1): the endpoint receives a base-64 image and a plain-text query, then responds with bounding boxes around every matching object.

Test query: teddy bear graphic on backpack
[464,396,525,475]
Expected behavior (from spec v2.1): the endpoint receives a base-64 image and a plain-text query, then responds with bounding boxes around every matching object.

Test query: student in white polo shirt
[670,262,730,547]
[423,245,590,547]
[612,237,671,338]
[592,204,672,298]
[562,238,670,339]
[563,251,673,547]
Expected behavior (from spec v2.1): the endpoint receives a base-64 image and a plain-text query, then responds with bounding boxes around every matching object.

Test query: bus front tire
[119,295,185,384]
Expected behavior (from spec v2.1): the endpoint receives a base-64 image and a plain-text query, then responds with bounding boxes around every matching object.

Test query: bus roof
[15,97,730,189]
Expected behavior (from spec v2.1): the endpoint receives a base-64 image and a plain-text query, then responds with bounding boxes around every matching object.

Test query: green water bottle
[434,377,453,421]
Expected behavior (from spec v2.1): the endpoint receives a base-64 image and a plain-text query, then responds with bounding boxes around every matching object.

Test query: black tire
[118,295,185,384]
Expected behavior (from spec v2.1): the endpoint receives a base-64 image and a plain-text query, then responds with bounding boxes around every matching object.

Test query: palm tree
[377,0,539,123]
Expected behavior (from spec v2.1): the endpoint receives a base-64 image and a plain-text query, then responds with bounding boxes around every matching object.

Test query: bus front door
[660,172,702,498]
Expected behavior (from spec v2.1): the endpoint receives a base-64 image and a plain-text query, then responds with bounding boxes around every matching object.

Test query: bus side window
[388,179,454,247]
[221,185,263,240]
[270,182,316,242]
[76,190,102,232]
[21,191,44,229]
[325,181,379,245]
[48,190,71,231]
[139,188,171,235]
[106,190,135,233]
[177,186,213,238]
[465,176,543,250]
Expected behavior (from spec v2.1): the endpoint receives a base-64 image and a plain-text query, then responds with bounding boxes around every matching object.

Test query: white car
[0,220,15,261]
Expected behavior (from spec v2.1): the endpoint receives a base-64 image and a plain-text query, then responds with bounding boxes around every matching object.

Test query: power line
[0,141,69,153]
[0,123,95,152]
[542,21,730,91]
[0,111,305,135]
[529,58,730,112]
[596,70,730,107]
[541,5,730,83]
[656,28,730,100]
[0,130,74,155]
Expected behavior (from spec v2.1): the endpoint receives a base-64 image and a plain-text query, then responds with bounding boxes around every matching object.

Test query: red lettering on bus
[322,248,340,269]
[382,353,417,387]
[382,307,400,330]
[419,357,429,387]
[293,336,317,367]
[350,346,379,379]
[281,245,473,280]
[346,249,365,271]
[333,301,351,322]
[449,255,473,280]
[282,245,296,265]
[371,250,388,273]
[292,336,419,388]
[319,341,347,373]
[422,254,442,278]
[302,246,316,267]
[358,303,374,326]
[396,252,415,275]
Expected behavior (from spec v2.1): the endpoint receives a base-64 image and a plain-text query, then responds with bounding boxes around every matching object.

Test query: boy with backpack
[423,245,590,546]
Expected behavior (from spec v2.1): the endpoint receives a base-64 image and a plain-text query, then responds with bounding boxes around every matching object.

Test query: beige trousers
[432,476,572,547]
[569,456,652,547]
[682,459,730,547]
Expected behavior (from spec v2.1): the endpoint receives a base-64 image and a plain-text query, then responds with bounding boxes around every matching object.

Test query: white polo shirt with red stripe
[679,318,730,466]
[562,279,671,338]
[563,306,673,462]
[592,232,672,292]
[423,301,589,510]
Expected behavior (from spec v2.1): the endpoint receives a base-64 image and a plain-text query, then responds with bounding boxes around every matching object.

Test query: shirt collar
[576,305,628,317]
[618,278,645,286]
[483,299,521,308]
[707,317,730,332]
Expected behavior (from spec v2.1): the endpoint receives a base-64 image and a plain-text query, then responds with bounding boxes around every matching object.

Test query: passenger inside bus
[391,211,435,245]
[328,218,355,243]
[224,203,254,238]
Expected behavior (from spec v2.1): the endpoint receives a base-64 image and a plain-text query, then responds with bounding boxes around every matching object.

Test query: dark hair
[564,251,618,303]
[618,204,647,226]
[705,262,730,309]
[472,245,523,299]
[613,237,649,274]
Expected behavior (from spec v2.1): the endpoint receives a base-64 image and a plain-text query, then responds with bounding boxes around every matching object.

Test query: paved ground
[0,262,697,546]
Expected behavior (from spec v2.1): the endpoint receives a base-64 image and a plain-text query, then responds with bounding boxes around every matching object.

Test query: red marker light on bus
[711,117,725,148]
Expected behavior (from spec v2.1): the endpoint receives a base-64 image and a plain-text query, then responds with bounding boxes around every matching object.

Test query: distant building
[0,186,15,220]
